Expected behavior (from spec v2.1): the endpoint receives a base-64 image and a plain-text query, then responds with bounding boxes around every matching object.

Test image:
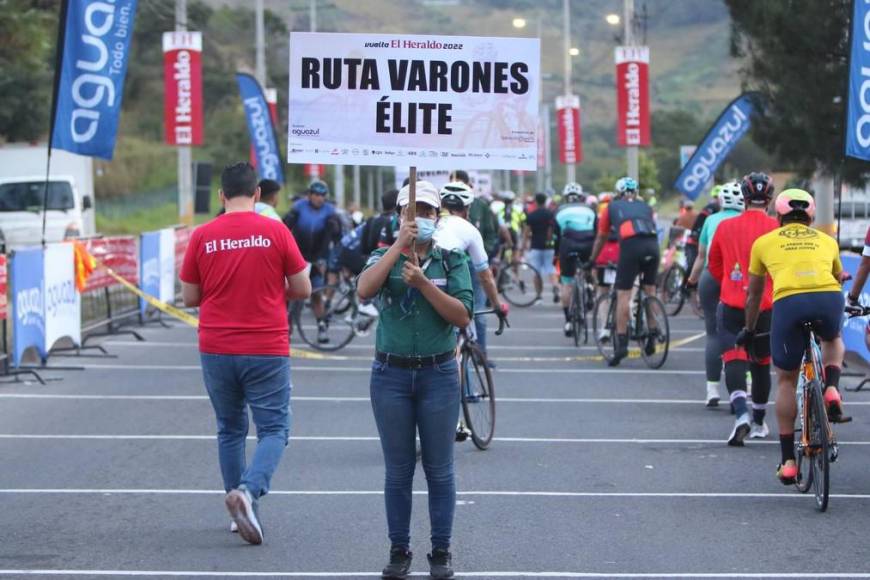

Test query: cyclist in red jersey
[707,173,778,446]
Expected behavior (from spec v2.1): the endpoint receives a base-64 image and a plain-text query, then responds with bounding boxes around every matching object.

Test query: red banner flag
[615,46,650,148]
[163,31,204,146]
[556,95,582,165]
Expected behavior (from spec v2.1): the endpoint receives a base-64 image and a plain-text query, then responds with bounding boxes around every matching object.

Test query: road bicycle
[566,257,597,346]
[766,304,870,512]
[495,248,542,308]
[290,273,376,352]
[658,231,702,318]
[592,261,670,369]
[456,309,508,450]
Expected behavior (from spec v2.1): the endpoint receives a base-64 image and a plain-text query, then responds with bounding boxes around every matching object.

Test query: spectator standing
[254,179,282,221]
[180,162,311,545]
[524,192,558,303]
[357,181,473,580]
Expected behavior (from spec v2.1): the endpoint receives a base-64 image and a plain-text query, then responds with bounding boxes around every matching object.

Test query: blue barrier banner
[140,231,161,314]
[237,73,284,183]
[846,0,870,161]
[51,0,139,159]
[674,93,757,200]
[11,248,46,366]
[841,253,870,364]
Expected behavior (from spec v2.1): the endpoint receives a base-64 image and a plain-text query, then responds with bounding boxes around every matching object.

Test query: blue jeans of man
[370,358,461,550]
[200,354,291,499]
[470,270,487,353]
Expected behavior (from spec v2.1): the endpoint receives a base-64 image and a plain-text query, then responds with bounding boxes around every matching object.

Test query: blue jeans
[370,358,461,550]
[470,271,487,353]
[200,354,292,499]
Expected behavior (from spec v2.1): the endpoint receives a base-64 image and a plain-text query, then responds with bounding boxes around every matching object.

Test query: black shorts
[338,247,367,276]
[558,239,593,282]
[615,236,659,291]
[771,291,844,371]
[717,303,771,363]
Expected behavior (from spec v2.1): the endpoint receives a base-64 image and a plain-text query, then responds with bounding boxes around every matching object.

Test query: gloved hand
[497,302,510,319]
[735,327,754,348]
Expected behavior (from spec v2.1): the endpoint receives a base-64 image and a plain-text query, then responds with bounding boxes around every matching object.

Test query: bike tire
[461,343,496,450]
[639,295,670,369]
[659,265,686,317]
[294,285,357,352]
[808,379,830,511]
[592,293,616,363]
[500,261,542,307]
[795,429,813,494]
[572,283,582,347]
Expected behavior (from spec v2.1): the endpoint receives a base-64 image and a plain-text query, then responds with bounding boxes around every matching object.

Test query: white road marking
[3,434,870,446]
[3,571,870,578]
[3,393,870,407]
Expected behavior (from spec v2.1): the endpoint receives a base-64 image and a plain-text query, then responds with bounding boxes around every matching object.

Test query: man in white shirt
[433,182,508,362]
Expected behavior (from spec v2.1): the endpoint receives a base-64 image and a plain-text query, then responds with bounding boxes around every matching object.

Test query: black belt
[375,350,454,369]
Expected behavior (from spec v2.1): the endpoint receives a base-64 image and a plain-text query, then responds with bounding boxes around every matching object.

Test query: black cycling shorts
[558,239,593,282]
[771,291,844,371]
[717,303,771,363]
[615,236,659,291]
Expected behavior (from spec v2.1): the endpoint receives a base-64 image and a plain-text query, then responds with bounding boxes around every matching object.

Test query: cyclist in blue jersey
[283,180,343,343]
[555,182,597,336]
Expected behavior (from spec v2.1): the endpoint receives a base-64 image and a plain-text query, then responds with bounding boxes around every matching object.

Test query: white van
[0,145,96,248]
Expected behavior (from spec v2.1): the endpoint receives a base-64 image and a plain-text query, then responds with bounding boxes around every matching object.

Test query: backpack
[340,222,368,253]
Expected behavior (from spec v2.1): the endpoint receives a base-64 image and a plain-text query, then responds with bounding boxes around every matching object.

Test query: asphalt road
[2,296,870,579]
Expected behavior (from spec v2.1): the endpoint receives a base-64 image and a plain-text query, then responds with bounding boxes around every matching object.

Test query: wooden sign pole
[408,166,417,264]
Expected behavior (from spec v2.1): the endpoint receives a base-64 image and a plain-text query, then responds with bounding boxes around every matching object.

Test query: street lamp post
[563,0,575,184]
[624,0,639,182]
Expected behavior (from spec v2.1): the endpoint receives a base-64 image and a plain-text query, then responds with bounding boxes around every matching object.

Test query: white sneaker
[598,328,610,342]
[230,521,238,533]
[727,413,751,447]
[749,420,769,439]
[357,302,378,318]
[705,382,720,407]
[225,487,263,545]
[563,322,573,337]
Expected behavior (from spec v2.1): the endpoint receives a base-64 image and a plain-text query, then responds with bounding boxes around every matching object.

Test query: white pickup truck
[0,144,96,248]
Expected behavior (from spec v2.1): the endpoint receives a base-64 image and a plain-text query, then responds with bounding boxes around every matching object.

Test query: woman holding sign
[357,180,473,580]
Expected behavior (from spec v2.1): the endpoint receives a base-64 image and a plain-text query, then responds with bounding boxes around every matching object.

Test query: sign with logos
[679,145,697,168]
[163,31,203,146]
[841,253,870,363]
[674,93,757,200]
[615,46,650,148]
[0,255,7,321]
[83,237,139,292]
[11,248,45,366]
[43,243,81,352]
[846,0,870,161]
[237,73,284,183]
[139,229,175,314]
[555,95,582,165]
[287,32,540,170]
[51,0,139,159]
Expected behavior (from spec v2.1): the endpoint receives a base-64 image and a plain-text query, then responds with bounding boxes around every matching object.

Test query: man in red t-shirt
[180,162,311,545]
[708,172,777,447]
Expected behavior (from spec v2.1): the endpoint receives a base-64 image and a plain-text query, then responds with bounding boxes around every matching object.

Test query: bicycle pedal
[454,431,469,442]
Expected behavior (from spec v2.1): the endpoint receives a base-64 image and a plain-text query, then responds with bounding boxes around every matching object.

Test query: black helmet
[740,172,774,205]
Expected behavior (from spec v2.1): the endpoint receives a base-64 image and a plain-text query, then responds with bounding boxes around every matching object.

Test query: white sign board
[393,168,492,198]
[288,32,540,170]
[43,243,81,350]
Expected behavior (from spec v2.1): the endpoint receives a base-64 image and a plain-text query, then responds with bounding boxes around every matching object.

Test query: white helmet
[718,181,744,212]
[439,181,474,208]
[615,177,638,196]
[563,182,584,197]
[498,190,516,201]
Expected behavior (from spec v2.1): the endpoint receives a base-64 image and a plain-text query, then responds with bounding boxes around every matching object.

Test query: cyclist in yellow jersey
[738,189,850,485]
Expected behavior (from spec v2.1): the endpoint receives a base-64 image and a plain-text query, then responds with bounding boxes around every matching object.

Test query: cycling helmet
[498,190,516,201]
[774,189,816,220]
[599,192,613,204]
[709,184,723,201]
[717,181,744,212]
[439,181,475,209]
[563,182,584,197]
[586,194,598,207]
[740,172,774,205]
[308,180,329,196]
[615,177,639,196]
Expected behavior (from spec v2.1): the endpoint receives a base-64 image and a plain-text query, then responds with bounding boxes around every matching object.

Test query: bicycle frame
[797,328,834,454]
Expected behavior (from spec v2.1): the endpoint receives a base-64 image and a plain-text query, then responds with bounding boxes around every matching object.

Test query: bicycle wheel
[795,432,813,493]
[500,261,541,307]
[659,265,686,317]
[571,282,582,347]
[807,380,830,511]
[639,295,670,369]
[592,293,616,363]
[461,343,496,450]
[294,285,356,351]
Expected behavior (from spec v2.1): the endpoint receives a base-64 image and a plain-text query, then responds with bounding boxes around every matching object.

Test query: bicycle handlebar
[845,304,870,318]
[474,309,510,336]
